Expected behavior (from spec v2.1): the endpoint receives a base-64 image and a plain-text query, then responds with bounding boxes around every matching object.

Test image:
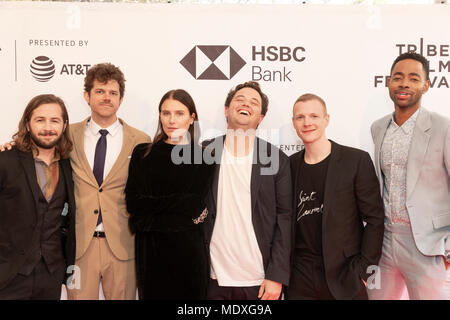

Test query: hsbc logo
[180,45,246,80]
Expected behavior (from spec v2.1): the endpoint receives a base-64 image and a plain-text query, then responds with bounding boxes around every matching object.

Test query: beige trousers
[67,237,136,300]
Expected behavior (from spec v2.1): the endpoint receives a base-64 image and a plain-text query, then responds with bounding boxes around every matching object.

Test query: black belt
[93,231,106,238]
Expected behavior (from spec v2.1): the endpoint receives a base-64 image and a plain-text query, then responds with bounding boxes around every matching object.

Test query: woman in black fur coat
[125,89,214,299]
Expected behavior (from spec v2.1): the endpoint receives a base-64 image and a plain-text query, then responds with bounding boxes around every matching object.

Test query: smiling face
[225,87,264,131]
[84,79,123,127]
[27,103,66,150]
[388,58,430,112]
[292,98,329,146]
[160,98,195,144]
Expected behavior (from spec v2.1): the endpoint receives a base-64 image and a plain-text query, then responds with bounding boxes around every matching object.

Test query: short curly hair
[84,63,126,98]
[224,81,269,116]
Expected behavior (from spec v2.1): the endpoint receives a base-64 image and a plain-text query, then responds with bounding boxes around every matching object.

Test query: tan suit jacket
[69,117,150,261]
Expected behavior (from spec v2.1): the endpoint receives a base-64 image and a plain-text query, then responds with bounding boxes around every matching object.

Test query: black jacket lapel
[60,159,74,205]
[210,136,225,213]
[17,150,41,210]
[250,138,263,214]
[322,141,341,232]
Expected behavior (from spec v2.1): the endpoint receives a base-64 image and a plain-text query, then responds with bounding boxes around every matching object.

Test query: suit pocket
[432,212,450,229]
[343,243,360,258]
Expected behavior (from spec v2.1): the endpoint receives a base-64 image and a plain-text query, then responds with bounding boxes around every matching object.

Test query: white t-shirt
[210,144,265,287]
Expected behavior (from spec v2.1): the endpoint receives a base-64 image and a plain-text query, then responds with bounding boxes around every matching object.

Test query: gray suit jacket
[371,107,450,257]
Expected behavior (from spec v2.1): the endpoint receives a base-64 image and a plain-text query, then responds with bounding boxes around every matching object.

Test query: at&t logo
[29,56,91,82]
[30,56,56,82]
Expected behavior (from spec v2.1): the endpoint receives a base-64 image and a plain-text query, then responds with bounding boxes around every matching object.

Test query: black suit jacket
[290,140,384,299]
[203,136,292,286]
[0,147,76,289]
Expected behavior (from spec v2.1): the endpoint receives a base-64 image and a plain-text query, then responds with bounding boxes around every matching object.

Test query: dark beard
[30,130,62,149]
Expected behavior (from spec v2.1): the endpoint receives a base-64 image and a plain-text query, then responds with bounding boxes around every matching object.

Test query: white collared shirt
[84,118,123,231]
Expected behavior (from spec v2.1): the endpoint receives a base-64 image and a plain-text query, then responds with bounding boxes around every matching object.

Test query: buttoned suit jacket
[371,107,450,256]
[69,117,150,260]
[289,141,385,299]
[0,147,76,289]
[203,136,292,286]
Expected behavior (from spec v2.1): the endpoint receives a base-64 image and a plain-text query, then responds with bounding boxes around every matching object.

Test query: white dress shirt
[84,118,123,232]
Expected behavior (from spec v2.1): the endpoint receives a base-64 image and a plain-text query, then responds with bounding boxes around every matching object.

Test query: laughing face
[388,58,430,112]
[225,87,264,131]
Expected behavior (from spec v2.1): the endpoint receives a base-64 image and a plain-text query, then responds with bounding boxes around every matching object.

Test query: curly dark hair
[84,63,126,98]
[224,81,269,115]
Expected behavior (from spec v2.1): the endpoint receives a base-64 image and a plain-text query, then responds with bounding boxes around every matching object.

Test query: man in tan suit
[67,63,150,299]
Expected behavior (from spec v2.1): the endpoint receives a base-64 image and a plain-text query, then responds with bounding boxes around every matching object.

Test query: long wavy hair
[143,89,200,157]
[13,94,73,159]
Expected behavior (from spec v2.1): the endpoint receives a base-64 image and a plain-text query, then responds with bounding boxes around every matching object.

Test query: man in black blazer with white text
[203,81,292,300]
[286,93,384,300]
[0,94,76,300]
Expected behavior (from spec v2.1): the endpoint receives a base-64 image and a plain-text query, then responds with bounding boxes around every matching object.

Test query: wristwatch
[445,250,450,263]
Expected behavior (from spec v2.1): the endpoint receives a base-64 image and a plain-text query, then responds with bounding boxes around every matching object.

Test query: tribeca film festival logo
[29,55,91,82]
[180,45,307,82]
[374,38,450,89]
[180,45,246,80]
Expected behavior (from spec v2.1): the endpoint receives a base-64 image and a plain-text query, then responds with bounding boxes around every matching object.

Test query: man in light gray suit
[369,52,449,300]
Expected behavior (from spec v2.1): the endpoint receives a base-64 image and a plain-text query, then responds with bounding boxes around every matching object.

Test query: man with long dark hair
[0,94,76,299]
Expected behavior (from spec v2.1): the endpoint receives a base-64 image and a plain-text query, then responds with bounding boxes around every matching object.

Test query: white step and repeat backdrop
[0,2,449,299]
[1,2,449,157]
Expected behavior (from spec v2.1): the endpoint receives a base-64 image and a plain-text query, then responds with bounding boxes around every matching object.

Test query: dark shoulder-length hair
[13,94,73,159]
[143,89,200,157]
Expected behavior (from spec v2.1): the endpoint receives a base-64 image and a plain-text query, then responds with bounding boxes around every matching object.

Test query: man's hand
[258,279,282,300]
[0,142,14,152]
[361,278,367,287]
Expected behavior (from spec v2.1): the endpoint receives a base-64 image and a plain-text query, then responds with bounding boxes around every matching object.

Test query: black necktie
[93,129,108,225]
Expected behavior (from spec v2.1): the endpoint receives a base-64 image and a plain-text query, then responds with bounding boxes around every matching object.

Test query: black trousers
[286,255,368,300]
[207,279,262,300]
[0,258,64,300]
[286,255,335,300]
